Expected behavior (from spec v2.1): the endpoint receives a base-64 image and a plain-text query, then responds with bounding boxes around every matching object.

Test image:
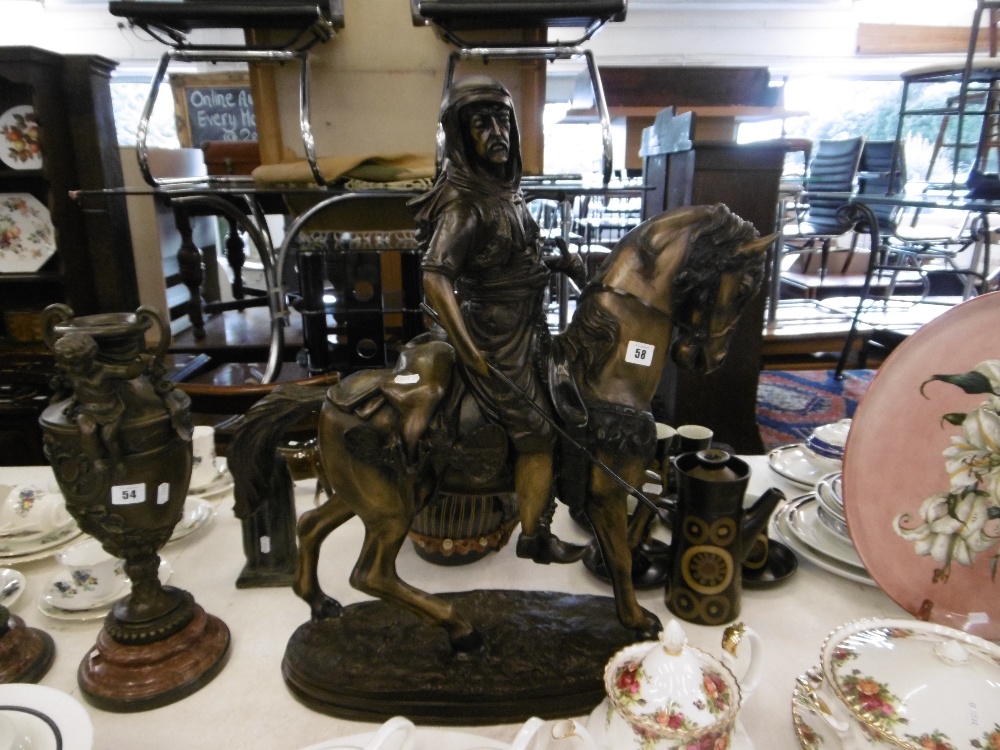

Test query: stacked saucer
[0,484,82,565]
[771,476,873,586]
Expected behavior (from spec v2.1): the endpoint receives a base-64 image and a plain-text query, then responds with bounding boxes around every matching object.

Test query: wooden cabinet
[646,140,788,454]
[0,47,136,346]
[0,47,136,465]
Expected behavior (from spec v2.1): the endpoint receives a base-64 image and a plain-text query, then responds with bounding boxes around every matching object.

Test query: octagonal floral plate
[0,193,56,273]
[842,292,1000,640]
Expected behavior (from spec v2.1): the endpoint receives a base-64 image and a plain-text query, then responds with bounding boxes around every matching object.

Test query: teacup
[189,425,221,491]
[0,484,71,539]
[805,419,851,462]
[55,538,123,603]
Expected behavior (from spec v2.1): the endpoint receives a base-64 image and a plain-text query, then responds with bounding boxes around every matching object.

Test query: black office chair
[779,137,866,298]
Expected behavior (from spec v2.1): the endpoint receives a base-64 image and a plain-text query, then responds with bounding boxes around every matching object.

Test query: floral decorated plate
[0,520,82,562]
[820,618,1000,750]
[0,193,56,273]
[0,106,42,170]
[791,670,843,750]
[842,292,1000,639]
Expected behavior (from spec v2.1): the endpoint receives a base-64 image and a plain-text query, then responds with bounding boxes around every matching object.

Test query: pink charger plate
[842,291,1000,640]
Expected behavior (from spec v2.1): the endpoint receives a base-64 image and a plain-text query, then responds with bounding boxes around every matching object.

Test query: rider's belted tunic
[412,77,556,455]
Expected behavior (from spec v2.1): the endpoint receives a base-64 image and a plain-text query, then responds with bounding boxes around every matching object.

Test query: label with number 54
[625,340,655,366]
[111,483,146,506]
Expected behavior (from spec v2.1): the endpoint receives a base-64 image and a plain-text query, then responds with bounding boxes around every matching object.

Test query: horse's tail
[228,384,328,520]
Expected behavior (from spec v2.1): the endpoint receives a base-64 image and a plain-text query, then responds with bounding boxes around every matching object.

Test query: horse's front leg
[294,497,355,620]
[585,454,662,640]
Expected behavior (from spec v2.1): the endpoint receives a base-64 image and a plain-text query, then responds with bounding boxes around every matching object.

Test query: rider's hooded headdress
[410,75,523,225]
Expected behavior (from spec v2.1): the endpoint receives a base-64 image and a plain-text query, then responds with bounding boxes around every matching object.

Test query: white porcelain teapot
[584,619,763,750]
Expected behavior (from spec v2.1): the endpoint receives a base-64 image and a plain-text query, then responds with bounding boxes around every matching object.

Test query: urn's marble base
[78,603,230,712]
[282,590,654,725]
[0,615,55,684]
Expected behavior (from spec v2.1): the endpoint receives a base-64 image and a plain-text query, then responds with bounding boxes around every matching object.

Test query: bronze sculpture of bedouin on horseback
[231,75,774,654]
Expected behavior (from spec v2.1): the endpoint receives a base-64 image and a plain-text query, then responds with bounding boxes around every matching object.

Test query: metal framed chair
[411,0,627,184]
[108,0,344,187]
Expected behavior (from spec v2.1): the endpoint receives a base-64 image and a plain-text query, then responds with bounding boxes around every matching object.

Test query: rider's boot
[515,494,586,564]
[516,530,587,564]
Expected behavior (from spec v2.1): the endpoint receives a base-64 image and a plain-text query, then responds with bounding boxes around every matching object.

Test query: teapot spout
[739,487,785,563]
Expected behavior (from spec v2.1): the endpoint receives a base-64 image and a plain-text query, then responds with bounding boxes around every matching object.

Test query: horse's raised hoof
[449,628,484,657]
[516,531,587,565]
[634,615,663,642]
[310,596,344,621]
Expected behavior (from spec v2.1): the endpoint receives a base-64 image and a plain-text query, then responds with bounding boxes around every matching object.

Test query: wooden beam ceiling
[857,23,995,55]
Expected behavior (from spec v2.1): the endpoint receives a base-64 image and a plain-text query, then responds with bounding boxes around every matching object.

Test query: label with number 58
[625,340,654,366]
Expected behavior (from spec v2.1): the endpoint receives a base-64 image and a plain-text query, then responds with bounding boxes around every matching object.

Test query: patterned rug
[756,369,876,452]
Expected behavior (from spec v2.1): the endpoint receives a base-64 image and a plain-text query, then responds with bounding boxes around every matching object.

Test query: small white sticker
[260,535,271,554]
[394,373,420,384]
[625,340,655,366]
[112,483,145,505]
[157,483,170,505]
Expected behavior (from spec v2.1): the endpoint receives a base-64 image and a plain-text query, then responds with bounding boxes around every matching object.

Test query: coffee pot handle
[721,622,763,699]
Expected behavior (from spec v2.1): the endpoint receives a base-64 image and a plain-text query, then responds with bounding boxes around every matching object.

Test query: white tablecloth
[0,459,905,750]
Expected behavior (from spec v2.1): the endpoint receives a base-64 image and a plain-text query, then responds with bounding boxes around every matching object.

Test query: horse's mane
[555,205,758,385]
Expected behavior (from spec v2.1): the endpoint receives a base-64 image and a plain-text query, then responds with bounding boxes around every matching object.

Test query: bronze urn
[38,304,229,711]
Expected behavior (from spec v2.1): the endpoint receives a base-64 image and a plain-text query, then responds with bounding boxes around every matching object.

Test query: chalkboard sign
[170,72,257,148]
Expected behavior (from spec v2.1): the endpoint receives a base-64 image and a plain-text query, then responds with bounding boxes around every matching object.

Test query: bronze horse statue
[231,204,772,653]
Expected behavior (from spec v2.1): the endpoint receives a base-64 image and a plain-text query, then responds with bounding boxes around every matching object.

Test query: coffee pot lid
[605,619,740,736]
[685,449,743,482]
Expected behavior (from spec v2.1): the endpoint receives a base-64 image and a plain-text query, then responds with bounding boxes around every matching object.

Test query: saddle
[327,338,455,455]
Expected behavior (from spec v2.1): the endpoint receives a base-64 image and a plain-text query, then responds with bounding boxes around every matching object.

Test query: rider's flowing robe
[419,188,555,454]
[411,76,556,455]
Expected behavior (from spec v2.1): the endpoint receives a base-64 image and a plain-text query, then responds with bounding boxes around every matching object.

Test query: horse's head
[662,205,773,372]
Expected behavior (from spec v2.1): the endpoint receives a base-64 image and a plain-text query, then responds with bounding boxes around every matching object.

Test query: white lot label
[157,483,170,505]
[112,483,145,505]
[394,373,420,384]
[260,535,271,554]
[625,340,654,366]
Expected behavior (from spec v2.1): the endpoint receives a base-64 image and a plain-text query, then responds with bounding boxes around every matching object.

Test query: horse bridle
[581,282,742,343]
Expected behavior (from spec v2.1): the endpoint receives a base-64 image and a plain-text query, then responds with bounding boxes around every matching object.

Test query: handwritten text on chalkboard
[185,87,257,144]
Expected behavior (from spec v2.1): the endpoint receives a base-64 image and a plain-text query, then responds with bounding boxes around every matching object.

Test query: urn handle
[40,303,74,352]
[135,306,171,364]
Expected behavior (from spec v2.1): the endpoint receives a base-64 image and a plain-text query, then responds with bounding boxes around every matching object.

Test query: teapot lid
[605,620,740,736]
